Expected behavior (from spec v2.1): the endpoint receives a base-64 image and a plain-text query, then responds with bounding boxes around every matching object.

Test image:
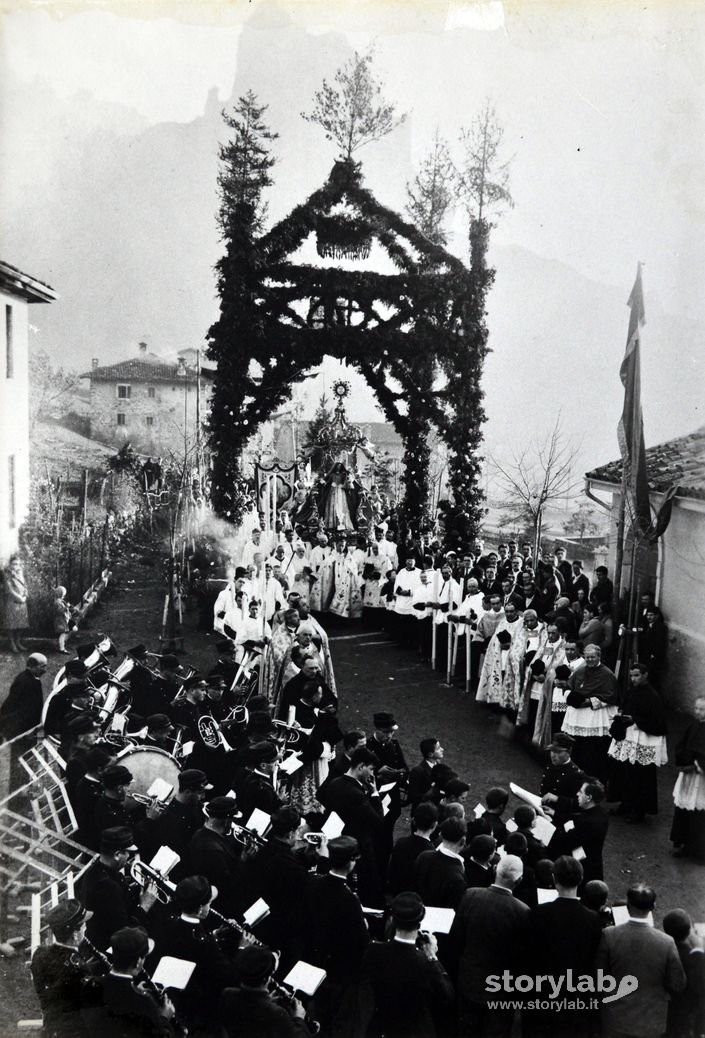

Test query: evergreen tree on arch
[207,95,494,534]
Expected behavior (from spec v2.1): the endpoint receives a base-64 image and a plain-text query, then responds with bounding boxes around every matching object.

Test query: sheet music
[321,812,345,839]
[247,808,271,836]
[537,888,559,904]
[243,898,270,926]
[146,777,174,802]
[149,845,180,876]
[421,907,455,934]
[283,961,327,996]
[151,956,196,990]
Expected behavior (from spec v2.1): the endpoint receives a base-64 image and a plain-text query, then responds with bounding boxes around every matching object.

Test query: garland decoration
[208,154,493,534]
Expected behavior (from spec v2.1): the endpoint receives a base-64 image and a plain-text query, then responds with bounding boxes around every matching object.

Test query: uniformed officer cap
[248,740,279,765]
[127,644,148,659]
[75,644,96,661]
[390,892,425,927]
[64,659,88,678]
[174,875,213,912]
[248,711,276,735]
[100,826,138,853]
[110,926,153,968]
[65,680,90,698]
[101,764,133,789]
[66,712,99,736]
[547,733,575,752]
[270,806,301,836]
[238,946,277,985]
[160,654,179,670]
[328,836,360,867]
[146,713,173,732]
[373,711,398,731]
[178,768,213,792]
[46,899,87,937]
[206,795,241,819]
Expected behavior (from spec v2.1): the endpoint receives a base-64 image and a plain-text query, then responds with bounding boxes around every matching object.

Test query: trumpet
[128,792,170,811]
[230,821,267,852]
[129,859,175,905]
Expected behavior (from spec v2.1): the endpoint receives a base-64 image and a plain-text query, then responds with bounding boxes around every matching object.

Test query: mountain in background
[3,44,701,483]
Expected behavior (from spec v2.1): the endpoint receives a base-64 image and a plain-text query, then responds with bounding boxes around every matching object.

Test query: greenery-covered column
[445,218,493,536]
[207,91,277,522]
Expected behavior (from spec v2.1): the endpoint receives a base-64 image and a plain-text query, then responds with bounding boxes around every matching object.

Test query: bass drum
[116,745,180,799]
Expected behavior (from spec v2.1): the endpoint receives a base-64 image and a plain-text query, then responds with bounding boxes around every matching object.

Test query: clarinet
[207,904,267,948]
[269,979,320,1035]
[79,936,111,974]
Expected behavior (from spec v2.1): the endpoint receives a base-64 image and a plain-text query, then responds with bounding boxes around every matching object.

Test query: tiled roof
[0,260,57,303]
[82,358,212,382]
[586,425,705,501]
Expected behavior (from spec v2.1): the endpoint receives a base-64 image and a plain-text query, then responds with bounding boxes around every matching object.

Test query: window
[117,413,126,426]
[117,384,131,399]
[8,455,16,528]
[147,386,156,398]
[5,305,13,379]
[146,416,154,427]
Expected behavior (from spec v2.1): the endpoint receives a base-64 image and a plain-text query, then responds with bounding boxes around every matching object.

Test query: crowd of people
[1,516,703,1038]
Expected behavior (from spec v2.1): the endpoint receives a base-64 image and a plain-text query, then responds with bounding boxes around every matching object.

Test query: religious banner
[254,462,298,526]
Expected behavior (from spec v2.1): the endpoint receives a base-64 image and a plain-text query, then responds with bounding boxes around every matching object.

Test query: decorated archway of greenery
[208,155,493,534]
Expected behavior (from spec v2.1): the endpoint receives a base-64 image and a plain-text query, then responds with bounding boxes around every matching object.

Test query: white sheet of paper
[563,820,575,832]
[379,781,396,793]
[505,819,518,833]
[509,782,544,813]
[694,923,705,939]
[321,812,345,839]
[243,898,270,927]
[381,795,391,816]
[279,754,304,776]
[149,845,180,876]
[421,907,455,934]
[572,845,586,861]
[151,956,196,991]
[532,816,557,846]
[537,888,559,904]
[146,777,174,803]
[226,790,237,800]
[361,906,385,917]
[247,808,271,836]
[473,803,484,818]
[611,905,629,926]
[181,741,195,757]
[283,961,327,997]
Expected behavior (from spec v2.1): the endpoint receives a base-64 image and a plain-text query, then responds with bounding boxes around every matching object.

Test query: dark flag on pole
[617,264,652,536]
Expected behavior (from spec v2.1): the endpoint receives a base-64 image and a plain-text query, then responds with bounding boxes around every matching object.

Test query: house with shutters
[82,342,213,457]
[0,261,57,564]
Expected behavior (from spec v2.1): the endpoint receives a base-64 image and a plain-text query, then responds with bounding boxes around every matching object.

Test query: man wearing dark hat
[361,892,454,1038]
[63,713,101,798]
[139,713,175,751]
[366,712,409,858]
[189,795,247,918]
[540,732,586,820]
[31,899,95,1038]
[170,677,208,740]
[42,660,91,739]
[219,945,308,1037]
[235,740,282,821]
[126,645,168,719]
[98,926,177,1036]
[305,835,369,1033]
[318,746,386,906]
[247,806,311,965]
[72,746,115,847]
[154,875,237,1031]
[0,652,47,747]
[90,763,145,846]
[142,768,211,872]
[79,827,142,949]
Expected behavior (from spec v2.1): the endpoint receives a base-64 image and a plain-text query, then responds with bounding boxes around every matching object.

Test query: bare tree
[302,49,406,159]
[29,347,80,431]
[455,99,513,223]
[406,131,454,245]
[491,417,582,557]
[564,500,602,544]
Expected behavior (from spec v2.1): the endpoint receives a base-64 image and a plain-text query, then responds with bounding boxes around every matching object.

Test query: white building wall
[0,287,30,564]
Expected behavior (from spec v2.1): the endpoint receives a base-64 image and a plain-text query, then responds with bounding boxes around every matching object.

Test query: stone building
[586,424,705,712]
[0,261,57,564]
[82,342,213,458]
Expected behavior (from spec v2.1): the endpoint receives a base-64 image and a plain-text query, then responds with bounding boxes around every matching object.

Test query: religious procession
[1,8,704,1038]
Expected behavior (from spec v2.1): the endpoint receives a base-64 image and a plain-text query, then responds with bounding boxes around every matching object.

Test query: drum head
[116,745,180,797]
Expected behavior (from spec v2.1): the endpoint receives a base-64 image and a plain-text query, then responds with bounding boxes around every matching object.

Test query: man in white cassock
[393,558,422,648]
